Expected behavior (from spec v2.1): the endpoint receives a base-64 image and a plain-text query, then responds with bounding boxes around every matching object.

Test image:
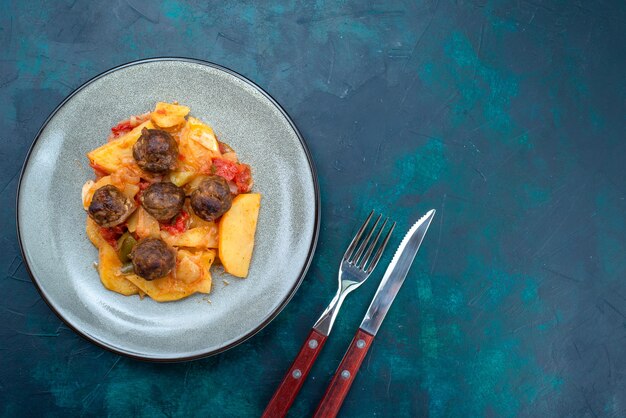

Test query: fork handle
[262,329,328,418]
[313,328,374,418]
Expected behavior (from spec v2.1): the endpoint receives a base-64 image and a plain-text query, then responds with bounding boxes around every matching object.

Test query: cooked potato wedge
[218,193,261,278]
[98,241,140,295]
[87,121,153,173]
[86,217,139,295]
[125,250,214,301]
[168,170,197,187]
[86,217,107,248]
[151,102,190,128]
[161,225,218,249]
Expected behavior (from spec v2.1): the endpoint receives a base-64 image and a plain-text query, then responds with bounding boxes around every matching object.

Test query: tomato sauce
[234,164,252,193]
[212,158,252,193]
[99,225,126,247]
[110,120,134,138]
[213,158,239,180]
[160,210,189,235]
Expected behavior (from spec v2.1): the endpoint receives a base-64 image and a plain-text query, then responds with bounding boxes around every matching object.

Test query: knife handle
[313,328,374,418]
[262,328,328,418]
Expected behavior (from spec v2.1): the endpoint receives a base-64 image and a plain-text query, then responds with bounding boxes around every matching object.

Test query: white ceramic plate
[17,58,319,361]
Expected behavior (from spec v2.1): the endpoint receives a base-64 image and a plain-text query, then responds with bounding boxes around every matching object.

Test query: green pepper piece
[117,233,137,263]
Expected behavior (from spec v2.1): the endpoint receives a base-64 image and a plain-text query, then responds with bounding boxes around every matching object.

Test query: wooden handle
[262,328,328,418]
[313,328,374,418]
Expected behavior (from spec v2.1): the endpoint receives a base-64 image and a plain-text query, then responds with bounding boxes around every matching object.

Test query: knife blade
[360,209,436,336]
[312,209,437,418]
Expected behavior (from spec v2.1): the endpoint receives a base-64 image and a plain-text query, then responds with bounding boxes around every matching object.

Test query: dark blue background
[1,0,625,416]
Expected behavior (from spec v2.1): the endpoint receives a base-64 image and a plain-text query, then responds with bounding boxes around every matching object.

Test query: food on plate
[133,128,179,173]
[130,238,176,281]
[218,193,261,278]
[190,176,233,221]
[140,182,185,221]
[88,185,135,227]
[83,102,261,301]
[151,102,190,128]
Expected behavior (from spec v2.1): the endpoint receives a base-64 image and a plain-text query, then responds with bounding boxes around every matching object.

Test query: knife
[312,209,436,418]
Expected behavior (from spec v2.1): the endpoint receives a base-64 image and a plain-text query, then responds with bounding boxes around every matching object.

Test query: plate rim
[15,57,321,362]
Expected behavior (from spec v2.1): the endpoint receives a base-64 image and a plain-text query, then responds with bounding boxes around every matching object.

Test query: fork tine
[343,210,374,261]
[357,218,388,269]
[365,221,396,273]
[351,214,382,264]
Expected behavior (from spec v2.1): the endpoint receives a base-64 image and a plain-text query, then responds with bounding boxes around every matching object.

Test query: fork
[262,211,395,418]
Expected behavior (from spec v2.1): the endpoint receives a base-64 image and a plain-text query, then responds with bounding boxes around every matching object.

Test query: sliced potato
[194,250,215,293]
[161,225,218,249]
[126,209,139,233]
[122,183,140,200]
[86,217,139,295]
[98,243,140,296]
[151,102,190,128]
[87,121,153,173]
[177,255,201,284]
[185,117,219,152]
[135,207,160,239]
[218,193,261,278]
[86,217,106,248]
[125,250,215,301]
[125,274,189,302]
[168,170,197,187]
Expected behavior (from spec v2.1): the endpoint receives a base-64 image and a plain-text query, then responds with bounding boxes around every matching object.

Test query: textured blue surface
[1,0,626,417]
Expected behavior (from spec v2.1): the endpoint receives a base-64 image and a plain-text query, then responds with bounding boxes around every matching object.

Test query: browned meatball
[140,182,185,221]
[130,238,175,281]
[88,185,135,227]
[190,176,233,221]
[132,128,178,173]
